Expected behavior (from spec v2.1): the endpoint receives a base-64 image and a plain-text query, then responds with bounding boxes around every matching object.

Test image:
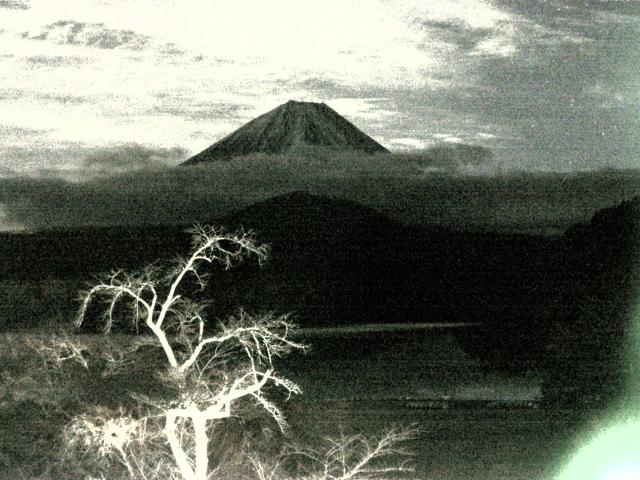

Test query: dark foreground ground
[0,327,614,479]
[279,327,594,480]
[285,402,586,480]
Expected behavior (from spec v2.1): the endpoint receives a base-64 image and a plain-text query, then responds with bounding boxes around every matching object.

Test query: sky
[0,0,638,178]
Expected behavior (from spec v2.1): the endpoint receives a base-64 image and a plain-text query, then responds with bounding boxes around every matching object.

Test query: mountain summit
[181,100,389,165]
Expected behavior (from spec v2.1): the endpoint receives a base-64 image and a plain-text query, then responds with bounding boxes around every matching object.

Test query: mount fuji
[181,100,389,165]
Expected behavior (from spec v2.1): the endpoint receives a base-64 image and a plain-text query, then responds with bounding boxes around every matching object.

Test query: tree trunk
[193,416,209,480]
[165,410,196,480]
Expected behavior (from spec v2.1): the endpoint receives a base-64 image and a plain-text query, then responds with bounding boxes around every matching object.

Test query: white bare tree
[43,225,306,480]
[27,225,419,480]
[249,427,419,480]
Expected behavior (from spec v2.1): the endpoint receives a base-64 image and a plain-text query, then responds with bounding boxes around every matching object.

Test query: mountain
[219,190,403,244]
[205,191,429,325]
[181,100,389,165]
[540,196,640,408]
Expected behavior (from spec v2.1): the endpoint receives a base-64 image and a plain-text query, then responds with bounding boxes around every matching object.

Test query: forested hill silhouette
[181,100,389,165]
[208,190,436,323]
[0,191,562,329]
[0,190,563,364]
[2,191,640,409]
[539,195,640,408]
[219,190,404,244]
[0,192,566,330]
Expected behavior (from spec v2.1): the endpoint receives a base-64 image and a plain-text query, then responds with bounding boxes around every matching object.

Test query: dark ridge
[540,196,640,409]
[219,190,402,239]
[181,100,389,165]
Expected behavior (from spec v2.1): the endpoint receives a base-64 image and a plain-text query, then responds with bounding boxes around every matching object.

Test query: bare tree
[36,226,306,480]
[249,427,419,480]
[26,225,419,480]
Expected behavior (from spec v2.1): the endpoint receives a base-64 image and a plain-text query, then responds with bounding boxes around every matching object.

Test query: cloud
[403,0,512,30]
[292,77,360,97]
[593,10,640,26]
[387,138,433,150]
[0,125,53,155]
[0,160,637,236]
[38,93,91,105]
[0,86,92,106]
[419,19,495,52]
[23,20,151,50]
[0,151,428,230]
[408,2,521,58]
[0,1,536,161]
[404,144,495,172]
[476,133,497,140]
[328,98,398,123]
[0,0,29,9]
[80,144,189,176]
[470,34,517,57]
[412,1,590,60]
[583,82,635,109]
[0,143,189,179]
[0,124,46,136]
[24,54,88,66]
[432,134,465,144]
[0,0,636,173]
[150,96,252,122]
[20,19,189,55]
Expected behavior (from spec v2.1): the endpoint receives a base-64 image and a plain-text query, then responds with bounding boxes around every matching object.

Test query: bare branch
[177,310,306,374]
[76,280,153,331]
[249,427,418,480]
[154,226,268,333]
[32,333,90,370]
[332,427,418,480]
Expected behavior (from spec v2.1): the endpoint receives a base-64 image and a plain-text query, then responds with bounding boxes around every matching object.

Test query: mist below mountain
[1,158,639,235]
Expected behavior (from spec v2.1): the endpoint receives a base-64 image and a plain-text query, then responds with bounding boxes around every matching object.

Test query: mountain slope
[181,100,389,165]
[540,196,640,408]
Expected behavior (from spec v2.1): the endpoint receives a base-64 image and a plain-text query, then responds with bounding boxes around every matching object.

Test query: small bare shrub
[250,427,419,480]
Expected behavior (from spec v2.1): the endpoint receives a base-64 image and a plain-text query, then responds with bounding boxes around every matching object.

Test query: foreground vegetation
[0,327,606,480]
[0,226,417,480]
